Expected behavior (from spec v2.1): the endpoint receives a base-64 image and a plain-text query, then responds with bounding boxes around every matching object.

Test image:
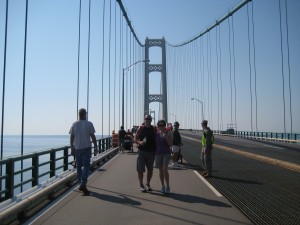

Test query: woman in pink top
[155,119,173,194]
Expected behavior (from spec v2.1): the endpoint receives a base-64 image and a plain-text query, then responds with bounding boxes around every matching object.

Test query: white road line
[193,170,223,197]
[262,144,284,150]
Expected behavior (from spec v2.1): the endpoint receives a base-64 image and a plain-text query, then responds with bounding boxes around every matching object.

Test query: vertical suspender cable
[251,1,258,132]
[108,0,112,136]
[209,32,213,129]
[1,0,9,161]
[278,0,286,134]
[247,4,253,132]
[206,35,210,123]
[77,0,82,117]
[215,27,220,132]
[125,26,128,129]
[119,12,124,127]
[101,0,106,138]
[231,16,237,130]
[0,0,9,192]
[218,26,223,131]
[21,0,29,192]
[129,33,131,128]
[228,18,233,125]
[21,0,28,189]
[113,0,116,130]
[87,0,91,118]
[284,0,293,135]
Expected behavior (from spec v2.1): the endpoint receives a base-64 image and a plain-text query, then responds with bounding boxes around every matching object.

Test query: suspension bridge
[0,0,299,224]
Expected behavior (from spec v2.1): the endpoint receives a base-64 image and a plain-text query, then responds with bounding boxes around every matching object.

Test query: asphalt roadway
[180,131,300,225]
[25,147,252,225]
[24,131,300,225]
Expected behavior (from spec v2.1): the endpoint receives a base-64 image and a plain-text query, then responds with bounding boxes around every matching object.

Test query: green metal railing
[182,129,300,142]
[0,137,111,202]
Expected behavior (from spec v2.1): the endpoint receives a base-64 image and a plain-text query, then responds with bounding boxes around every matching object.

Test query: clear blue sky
[0,0,299,135]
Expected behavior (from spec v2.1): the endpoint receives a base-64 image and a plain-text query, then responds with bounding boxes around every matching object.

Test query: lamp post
[122,59,150,127]
[169,113,176,122]
[191,98,204,121]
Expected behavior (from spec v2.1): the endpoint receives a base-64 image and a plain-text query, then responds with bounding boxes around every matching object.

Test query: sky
[0,0,299,135]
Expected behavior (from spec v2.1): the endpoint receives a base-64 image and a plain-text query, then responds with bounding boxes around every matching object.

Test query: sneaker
[139,184,147,192]
[145,184,152,191]
[165,186,170,194]
[161,186,165,193]
[201,171,208,176]
[79,185,90,195]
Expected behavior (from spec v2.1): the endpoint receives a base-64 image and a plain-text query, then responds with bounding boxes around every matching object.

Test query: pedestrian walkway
[26,149,252,225]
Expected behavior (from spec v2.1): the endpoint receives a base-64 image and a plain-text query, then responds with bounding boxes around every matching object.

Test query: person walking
[69,108,98,195]
[201,120,214,178]
[155,119,173,194]
[171,121,182,167]
[135,115,156,192]
[118,126,127,153]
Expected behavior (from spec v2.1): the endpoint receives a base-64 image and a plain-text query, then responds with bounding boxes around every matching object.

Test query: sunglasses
[145,118,152,121]
[158,124,165,127]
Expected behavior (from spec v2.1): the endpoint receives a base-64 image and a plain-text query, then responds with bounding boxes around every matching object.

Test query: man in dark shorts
[135,115,156,192]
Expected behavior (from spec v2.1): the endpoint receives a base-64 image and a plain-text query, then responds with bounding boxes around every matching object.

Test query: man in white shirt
[70,108,98,195]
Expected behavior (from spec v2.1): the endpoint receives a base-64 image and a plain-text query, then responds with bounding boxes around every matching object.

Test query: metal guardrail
[0,137,112,202]
[181,129,300,143]
[0,145,119,225]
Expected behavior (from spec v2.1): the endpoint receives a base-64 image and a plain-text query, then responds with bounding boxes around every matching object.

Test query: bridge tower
[144,38,168,122]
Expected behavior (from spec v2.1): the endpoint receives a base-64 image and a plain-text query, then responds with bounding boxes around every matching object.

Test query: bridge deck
[25,149,252,225]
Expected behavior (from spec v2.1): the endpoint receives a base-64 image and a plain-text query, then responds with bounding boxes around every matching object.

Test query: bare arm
[166,131,173,146]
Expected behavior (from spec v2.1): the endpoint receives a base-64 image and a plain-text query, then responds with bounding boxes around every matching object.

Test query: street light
[169,113,176,122]
[122,59,150,127]
[191,97,204,121]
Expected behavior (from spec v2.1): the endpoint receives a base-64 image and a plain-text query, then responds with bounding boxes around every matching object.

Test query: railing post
[50,151,56,177]
[63,147,68,171]
[32,154,39,187]
[5,159,14,199]
[98,140,102,153]
[109,137,112,148]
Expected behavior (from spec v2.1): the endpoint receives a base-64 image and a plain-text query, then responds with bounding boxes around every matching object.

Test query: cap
[79,108,87,114]
[201,120,208,125]
[174,121,180,126]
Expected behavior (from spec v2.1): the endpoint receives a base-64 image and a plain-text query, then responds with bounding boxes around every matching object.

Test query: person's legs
[163,154,170,193]
[81,148,91,186]
[205,148,212,177]
[201,149,207,172]
[75,149,83,184]
[145,152,155,187]
[138,172,144,185]
[137,151,146,191]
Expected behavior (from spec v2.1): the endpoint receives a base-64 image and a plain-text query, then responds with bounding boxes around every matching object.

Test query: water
[1,135,108,159]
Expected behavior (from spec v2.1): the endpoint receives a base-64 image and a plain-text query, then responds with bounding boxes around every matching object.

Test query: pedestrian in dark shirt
[171,121,182,167]
[135,115,156,192]
[118,126,127,153]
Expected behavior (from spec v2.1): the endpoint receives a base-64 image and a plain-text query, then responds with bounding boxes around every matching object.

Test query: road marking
[262,144,284,149]
[193,170,223,197]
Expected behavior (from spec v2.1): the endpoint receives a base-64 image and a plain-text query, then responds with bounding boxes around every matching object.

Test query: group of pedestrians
[134,115,182,194]
[69,108,213,196]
